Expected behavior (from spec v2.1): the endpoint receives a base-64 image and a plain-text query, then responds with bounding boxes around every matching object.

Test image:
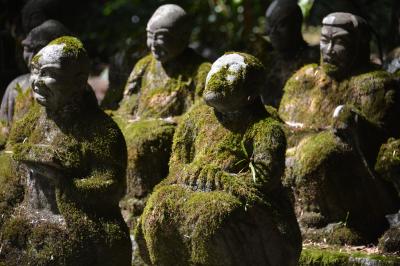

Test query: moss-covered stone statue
[0,36,132,265]
[114,4,211,228]
[0,20,70,148]
[278,12,400,245]
[375,139,400,253]
[135,52,301,265]
[260,0,319,107]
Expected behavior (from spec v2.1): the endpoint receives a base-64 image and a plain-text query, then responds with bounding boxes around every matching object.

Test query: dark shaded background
[1,0,399,94]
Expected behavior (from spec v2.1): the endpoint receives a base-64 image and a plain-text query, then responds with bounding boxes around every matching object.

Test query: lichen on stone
[0,89,132,265]
[136,100,301,265]
[48,36,86,58]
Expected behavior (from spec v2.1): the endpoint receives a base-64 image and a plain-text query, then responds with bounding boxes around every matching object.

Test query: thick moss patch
[1,91,131,265]
[300,245,400,266]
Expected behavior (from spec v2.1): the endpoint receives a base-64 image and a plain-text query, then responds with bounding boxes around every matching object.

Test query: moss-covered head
[30,36,90,111]
[204,52,265,113]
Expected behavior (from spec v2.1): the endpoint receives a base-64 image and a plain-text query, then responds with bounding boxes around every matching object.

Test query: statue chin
[321,62,345,79]
[33,92,48,106]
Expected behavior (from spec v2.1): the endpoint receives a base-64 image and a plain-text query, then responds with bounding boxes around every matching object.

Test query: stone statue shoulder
[282,63,321,95]
[349,67,399,133]
[0,73,31,122]
[123,54,153,96]
[7,102,41,147]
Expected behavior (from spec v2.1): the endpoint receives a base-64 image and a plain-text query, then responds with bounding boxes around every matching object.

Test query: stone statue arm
[167,111,196,176]
[194,62,211,101]
[249,120,286,193]
[183,121,285,204]
[332,104,390,166]
[70,135,127,208]
[123,55,152,96]
[61,127,127,209]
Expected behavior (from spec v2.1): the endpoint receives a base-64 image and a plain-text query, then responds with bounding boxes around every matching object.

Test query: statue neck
[215,100,267,130]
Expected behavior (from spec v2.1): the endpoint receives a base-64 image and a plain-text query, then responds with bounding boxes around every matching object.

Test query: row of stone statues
[0,1,399,265]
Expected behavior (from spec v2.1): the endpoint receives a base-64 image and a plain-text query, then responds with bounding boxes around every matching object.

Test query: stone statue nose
[327,41,334,54]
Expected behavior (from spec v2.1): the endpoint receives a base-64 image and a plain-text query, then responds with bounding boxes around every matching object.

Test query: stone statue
[260,0,319,107]
[0,36,131,265]
[135,52,301,265]
[278,12,400,245]
[0,20,70,136]
[115,4,211,229]
[21,0,64,34]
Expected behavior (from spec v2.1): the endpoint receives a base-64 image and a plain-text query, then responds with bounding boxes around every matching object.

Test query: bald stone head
[320,12,370,78]
[204,52,265,113]
[265,0,304,52]
[146,4,191,63]
[22,19,70,67]
[30,36,89,112]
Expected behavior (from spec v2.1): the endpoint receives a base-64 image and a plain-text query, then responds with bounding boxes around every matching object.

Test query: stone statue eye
[335,38,346,45]
[320,37,329,43]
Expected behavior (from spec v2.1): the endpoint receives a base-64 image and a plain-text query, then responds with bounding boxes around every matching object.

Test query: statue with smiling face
[260,0,319,107]
[135,52,301,266]
[0,20,70,143]
[115,4,211,229]
[278,12,400,245]
[0,37,131,266]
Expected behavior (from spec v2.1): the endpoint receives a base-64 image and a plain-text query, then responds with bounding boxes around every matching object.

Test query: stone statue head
[204,52,264,113]
[265,0,304,52]
[22,19,70,68]
[146,4,191,63]
[30,36,89,112]
[320,12,370,79]
[21,0,63,34]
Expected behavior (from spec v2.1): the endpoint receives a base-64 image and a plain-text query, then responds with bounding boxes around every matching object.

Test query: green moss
[206,52,264,97]
[48,36,86,58]
[279,63,395,131]
[137,99,300,264]
[375,138,400,190]
[117,49,210,119]
[378,226,400,253]
[1,93,131,265]
[0,152,23,227]
[116,117,176,228]
[293,131,343,178]
[31,54,41,65]
[113,49,210,231]
[300,246,400,266]
[13,86,34,122]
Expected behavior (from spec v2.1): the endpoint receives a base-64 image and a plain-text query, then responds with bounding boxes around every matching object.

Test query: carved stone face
[320,12,369,78]
[204,54,250,113]
[31,44,71,110]
[320,25,354,75]
[146,4,190,63]
[30,38,88,112]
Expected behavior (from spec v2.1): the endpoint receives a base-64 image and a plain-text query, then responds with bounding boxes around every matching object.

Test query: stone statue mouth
[322,56,337,65]
[33,88,48,104]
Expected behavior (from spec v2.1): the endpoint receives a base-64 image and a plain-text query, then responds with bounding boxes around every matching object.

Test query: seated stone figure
[0,20,70,144]
[260,0,319,107]
[0,37,131,265]
[115,4,211,227]
[279,12,400,244]
[135,53,301,265]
